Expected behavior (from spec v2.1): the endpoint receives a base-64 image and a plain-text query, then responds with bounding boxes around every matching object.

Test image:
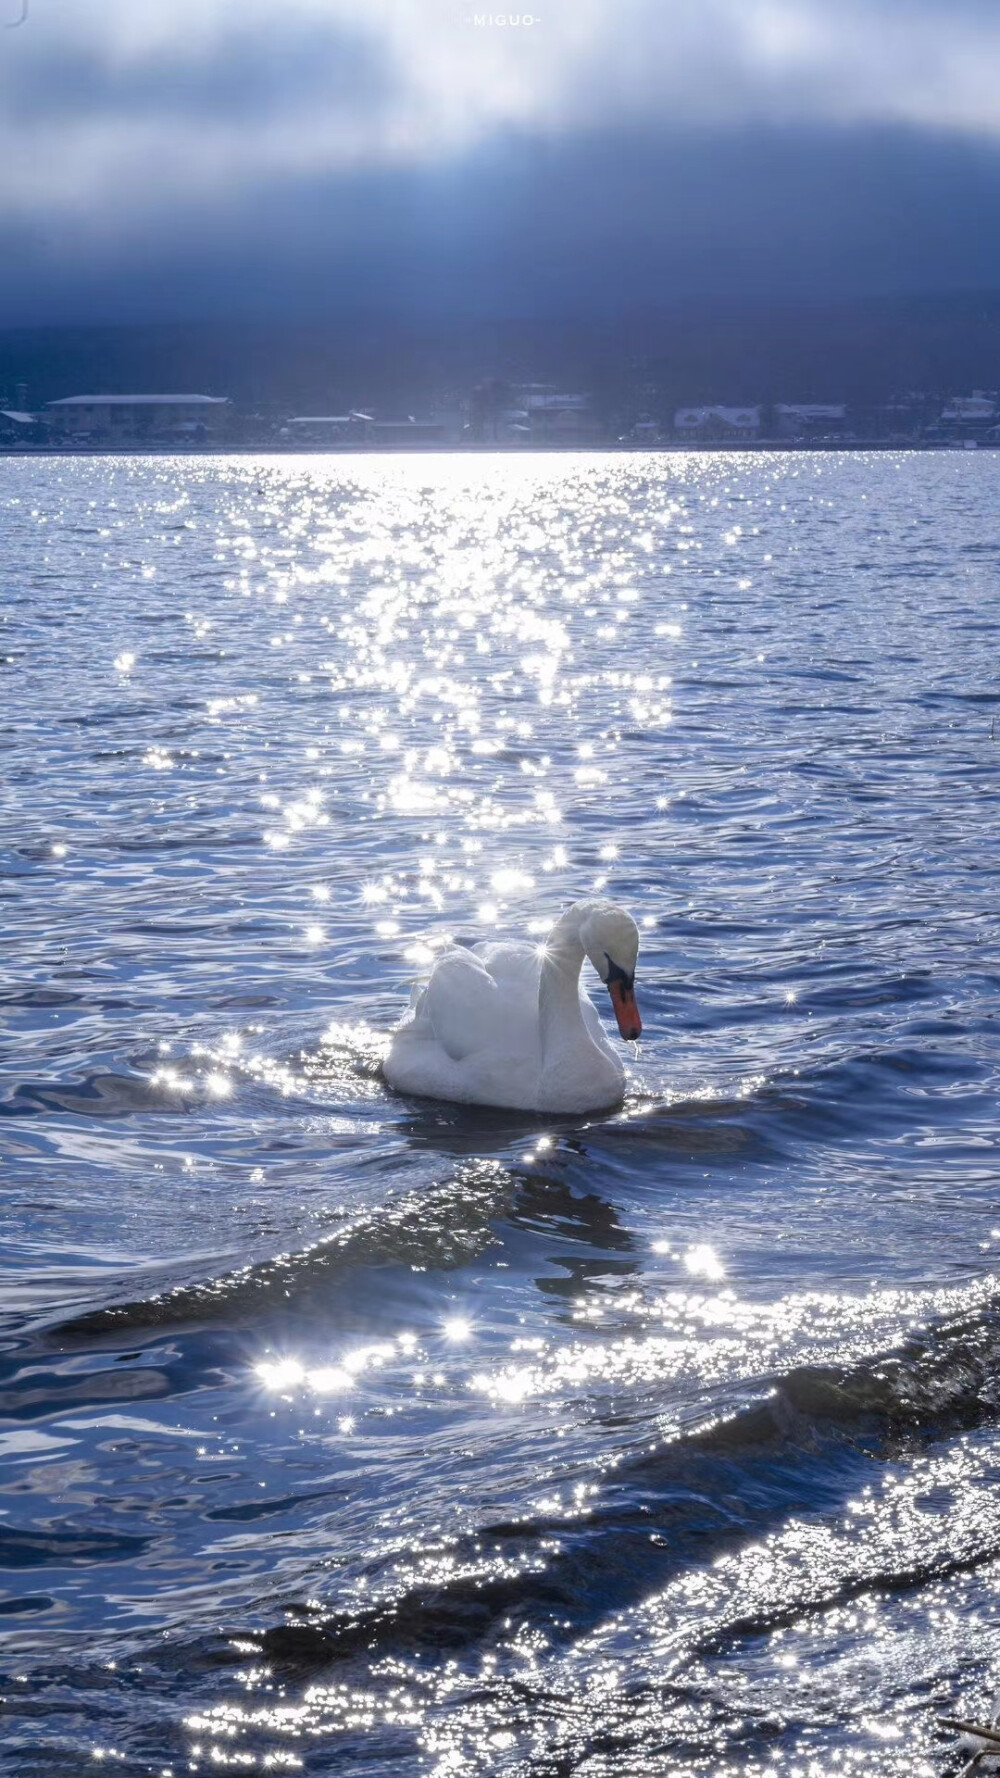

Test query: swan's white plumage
[421,948,498,1063]
[383,900,641,1113]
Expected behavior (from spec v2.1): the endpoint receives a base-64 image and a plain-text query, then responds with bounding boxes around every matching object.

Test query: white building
[940,394,996,425]
[674,405,761,439]
[0,409,40,440]
[45,394,232,438]
[514,386,600,443]
[774,403,847,437]
[279,412,374,443]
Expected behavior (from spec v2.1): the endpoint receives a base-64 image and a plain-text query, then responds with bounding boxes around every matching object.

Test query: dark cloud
[3,122,1000,327]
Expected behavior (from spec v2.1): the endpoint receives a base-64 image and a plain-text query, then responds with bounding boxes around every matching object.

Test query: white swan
[383,899,642,1113]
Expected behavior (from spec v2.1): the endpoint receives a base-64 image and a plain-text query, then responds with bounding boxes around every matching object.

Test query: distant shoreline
[1,440,996,457]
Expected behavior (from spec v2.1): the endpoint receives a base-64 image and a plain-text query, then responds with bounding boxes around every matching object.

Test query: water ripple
[2,450,1000,1775]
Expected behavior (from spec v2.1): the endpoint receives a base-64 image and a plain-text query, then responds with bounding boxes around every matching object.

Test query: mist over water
[1,449,999,1775]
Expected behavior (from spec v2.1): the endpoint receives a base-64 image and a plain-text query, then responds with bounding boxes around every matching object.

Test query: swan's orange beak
[608,979,642,1042]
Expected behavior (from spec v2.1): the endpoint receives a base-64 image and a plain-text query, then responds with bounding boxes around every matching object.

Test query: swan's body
[383,900,642,1113]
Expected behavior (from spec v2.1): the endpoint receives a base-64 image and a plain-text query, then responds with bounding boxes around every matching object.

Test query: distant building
[45,394,232,439]
[939,393,997,427]
[464,382,600,445]
[0,408,43,441]
[516,386,600,444]
[279,412,374,444]
[372,417,453,446]
[674,405,761,440]
[774,403,847,438]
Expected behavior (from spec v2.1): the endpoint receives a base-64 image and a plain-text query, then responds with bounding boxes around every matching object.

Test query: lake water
[2,449,1000,1776]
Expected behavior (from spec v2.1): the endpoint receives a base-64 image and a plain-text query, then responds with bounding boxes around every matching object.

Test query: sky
[2,0,1000,324]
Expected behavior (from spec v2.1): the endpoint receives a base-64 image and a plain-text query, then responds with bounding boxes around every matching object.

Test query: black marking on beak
[604,955,635,991]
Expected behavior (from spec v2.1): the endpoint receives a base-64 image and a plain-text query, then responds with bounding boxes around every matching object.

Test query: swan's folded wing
[424,948,500,1063]
[473,940,540,994]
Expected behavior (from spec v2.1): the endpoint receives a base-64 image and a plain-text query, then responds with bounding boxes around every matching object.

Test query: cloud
[4,0,1000,221]
[3,0,1000,321]
[4,121,1000,329]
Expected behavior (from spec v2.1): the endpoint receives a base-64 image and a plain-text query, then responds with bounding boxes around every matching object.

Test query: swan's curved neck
[538,907,590,1064]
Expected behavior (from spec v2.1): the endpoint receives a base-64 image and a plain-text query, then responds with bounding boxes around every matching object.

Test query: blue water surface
[1,449,1000,1776]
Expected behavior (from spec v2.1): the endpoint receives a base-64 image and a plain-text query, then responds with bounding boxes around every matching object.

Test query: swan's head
[581,905,642,1042]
